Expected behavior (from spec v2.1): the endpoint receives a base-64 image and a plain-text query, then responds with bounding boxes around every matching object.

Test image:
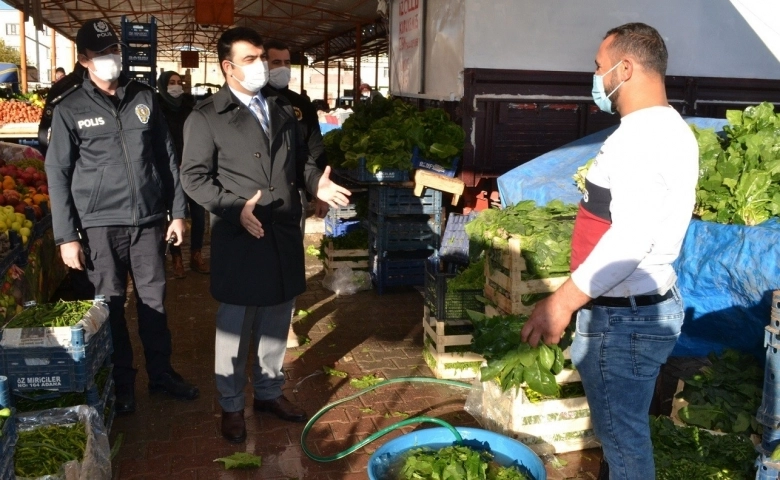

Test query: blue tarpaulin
[497,117,728,208]
[496,116,777,359]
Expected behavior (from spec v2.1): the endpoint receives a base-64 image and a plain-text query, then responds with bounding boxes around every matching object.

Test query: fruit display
[1,264,26,322]
[0,98,43,124]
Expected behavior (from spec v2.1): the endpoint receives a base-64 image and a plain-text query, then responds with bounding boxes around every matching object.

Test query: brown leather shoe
[221,410,246,443]
[172,253,186,279]
[190,249,210,274]
[253,395,307,422]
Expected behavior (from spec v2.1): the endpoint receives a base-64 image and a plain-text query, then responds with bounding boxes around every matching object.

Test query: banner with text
[391,0,423,94]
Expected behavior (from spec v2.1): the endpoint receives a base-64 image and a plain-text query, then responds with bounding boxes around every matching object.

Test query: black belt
[586,290,674,309]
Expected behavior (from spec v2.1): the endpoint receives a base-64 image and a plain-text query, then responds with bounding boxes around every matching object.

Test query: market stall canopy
[2,0,387,62]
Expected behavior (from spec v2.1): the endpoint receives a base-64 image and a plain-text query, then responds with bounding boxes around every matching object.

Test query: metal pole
[336,61,341,106]
[71,40,75,67]
[324,39,329,108]
[353,24,362,104]
[19,10,27,93]
[300,50,304,94]
[374,49,379,91]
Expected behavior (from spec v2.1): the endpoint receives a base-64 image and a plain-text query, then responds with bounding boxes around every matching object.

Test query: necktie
[249,95,269,135]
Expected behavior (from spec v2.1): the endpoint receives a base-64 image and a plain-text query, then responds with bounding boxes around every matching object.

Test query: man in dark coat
[180,26,350,443]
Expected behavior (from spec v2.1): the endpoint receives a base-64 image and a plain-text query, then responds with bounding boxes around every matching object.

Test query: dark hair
[605,23,668,78]
[263,39,289,53]
[55,67,66,74]
[217,27,264,75]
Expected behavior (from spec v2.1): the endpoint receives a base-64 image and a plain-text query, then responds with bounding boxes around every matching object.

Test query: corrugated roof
[4,0,386,61]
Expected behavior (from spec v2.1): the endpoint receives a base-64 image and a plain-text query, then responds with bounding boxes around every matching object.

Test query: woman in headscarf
[157,70,209,278]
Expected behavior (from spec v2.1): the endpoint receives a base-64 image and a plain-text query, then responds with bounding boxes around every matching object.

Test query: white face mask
[230,60,268,93]
[89,54,122,83]
[269,66,291,89]
[167,85,183,98]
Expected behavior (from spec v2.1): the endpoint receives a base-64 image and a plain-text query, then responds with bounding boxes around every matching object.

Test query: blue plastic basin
[368,426,546,480]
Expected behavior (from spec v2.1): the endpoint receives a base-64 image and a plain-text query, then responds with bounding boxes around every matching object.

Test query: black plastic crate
[439,213,476,265]
[369,185,442,216]
[370,249,431,294]
[348,158,410,184]
[368,212,441,252]
[122,22,153,42]
[0,303,113,393]
[411,146,460,178]
[424,257,483,320]
[127,47,153,66]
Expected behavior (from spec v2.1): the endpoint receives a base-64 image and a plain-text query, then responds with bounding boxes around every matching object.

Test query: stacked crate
[0,299,116,433]
[755,290,780,479]
[483,236,569,316]
[368,185,442,294]
[323,192,370,275]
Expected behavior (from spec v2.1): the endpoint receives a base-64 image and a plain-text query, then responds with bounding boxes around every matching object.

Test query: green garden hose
[300,376,473,462]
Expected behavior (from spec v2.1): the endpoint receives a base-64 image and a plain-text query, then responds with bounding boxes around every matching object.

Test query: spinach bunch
[400,445,530,480]
[693,102,780,225]
[317,228,369,261]
[331,96,464,173]
[467,310,572,396]
[465,200,577,279]
[676,349,764,435]
[446,258,485,292]
[651,416,756,479]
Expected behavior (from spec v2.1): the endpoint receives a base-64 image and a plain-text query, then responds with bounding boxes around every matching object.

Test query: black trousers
[82,222,173,388]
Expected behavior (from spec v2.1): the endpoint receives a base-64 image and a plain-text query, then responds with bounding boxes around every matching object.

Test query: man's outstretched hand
[316,166,351,208]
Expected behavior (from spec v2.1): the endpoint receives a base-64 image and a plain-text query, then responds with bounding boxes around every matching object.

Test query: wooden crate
[479,378,598,455]
[422,306,484,380]
[323,241,369,275]
[483,236,568,315]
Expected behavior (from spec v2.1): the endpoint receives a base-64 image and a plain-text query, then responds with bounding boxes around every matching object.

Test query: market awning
[2,0,386,62]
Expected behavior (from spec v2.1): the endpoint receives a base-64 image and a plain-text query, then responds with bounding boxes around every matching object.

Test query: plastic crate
[439,213,476,265]
[368,213,441,252]
[370,249,430,294]
[369,185,442,216]
[12,363,114,423]
[411,146,459,178]
[348,158,410,184]
[324,217,363,237]
[122,21,153,42]
[0,376,16,479]
[0,302,113,393]
[126,46,153,66]
[424,257,482,320]
[326,203,358,221]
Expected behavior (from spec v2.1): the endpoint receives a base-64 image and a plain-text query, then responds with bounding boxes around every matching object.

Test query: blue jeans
[570,286,683,480]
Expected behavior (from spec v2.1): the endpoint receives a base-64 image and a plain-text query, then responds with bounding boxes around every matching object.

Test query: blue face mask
[592,61,625,114]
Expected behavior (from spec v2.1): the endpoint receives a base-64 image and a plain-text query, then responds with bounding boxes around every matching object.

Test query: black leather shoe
[253,395,307,422]
[115,387,136,415]
[149,371,199,400]
[221,410,246,443]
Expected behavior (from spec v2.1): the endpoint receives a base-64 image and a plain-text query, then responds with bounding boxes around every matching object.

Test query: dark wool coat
[180,85,321,306]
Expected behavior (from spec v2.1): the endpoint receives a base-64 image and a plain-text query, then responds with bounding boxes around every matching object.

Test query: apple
[24,167,36,175]
[37,185,47,195]
[15,178,26,187]
[13,204,25,214]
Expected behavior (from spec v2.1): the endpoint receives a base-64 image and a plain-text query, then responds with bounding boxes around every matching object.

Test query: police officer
[37,62,87,157]
[264,39,330,349]
[45,18,199,414]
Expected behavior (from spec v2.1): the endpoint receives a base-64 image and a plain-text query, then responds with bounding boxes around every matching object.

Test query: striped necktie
[249,94,269,135]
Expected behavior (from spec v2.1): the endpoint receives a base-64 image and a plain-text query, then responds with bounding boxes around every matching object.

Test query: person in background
[54,67,66,82]
[300,88,311,103]
[45,18,199,415]
[180,26,351,443]
[519,23,698,480]
[359,82,382,102]
[265,39,330,348]
[157,70,209,278]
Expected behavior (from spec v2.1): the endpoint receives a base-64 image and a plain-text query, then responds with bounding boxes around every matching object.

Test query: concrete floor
[99,220,603,479]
